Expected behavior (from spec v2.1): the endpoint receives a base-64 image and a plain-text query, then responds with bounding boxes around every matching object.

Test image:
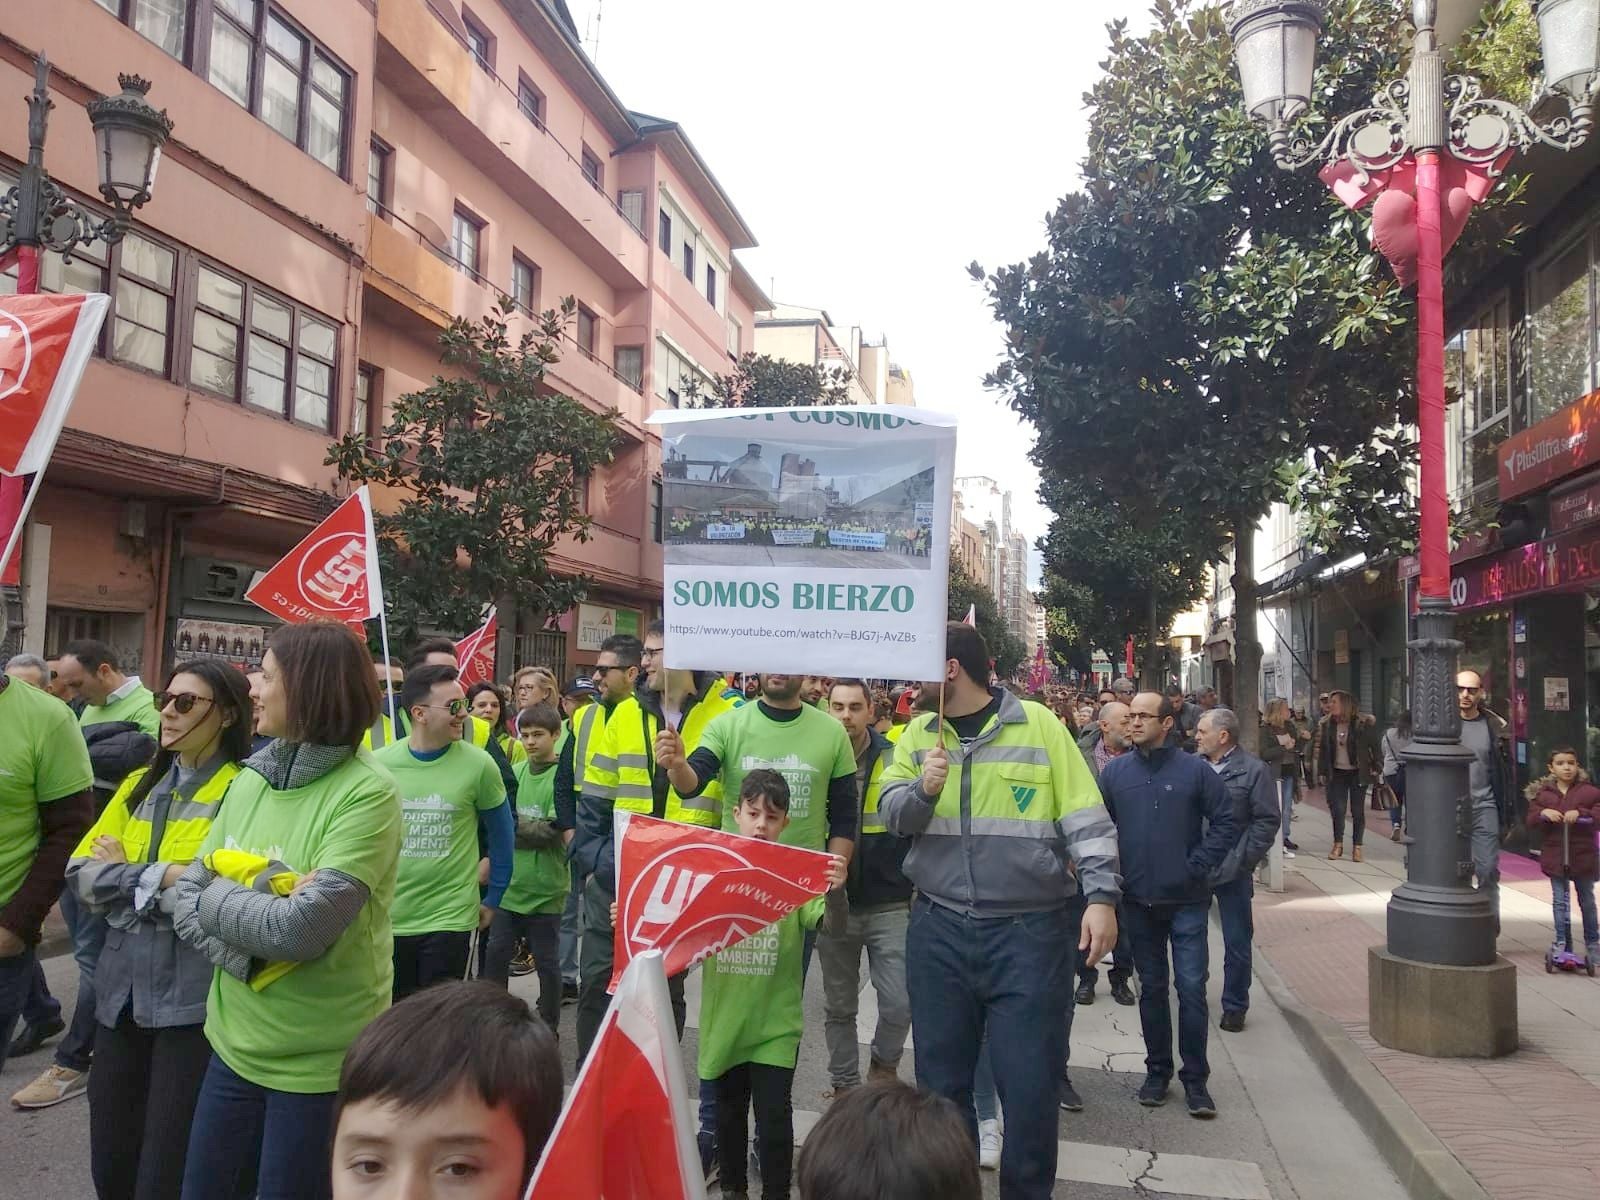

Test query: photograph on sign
[1545,676,1571,712]
[650,406,955,679]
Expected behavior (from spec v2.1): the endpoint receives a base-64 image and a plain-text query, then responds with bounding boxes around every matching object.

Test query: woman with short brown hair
[173,620,401,1200]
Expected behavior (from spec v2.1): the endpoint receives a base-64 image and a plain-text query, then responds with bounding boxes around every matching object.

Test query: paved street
[2,906,1405,1200]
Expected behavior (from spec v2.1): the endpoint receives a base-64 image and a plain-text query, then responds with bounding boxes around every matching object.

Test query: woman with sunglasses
[66,659,252,1200]
[172,621,401,1200]
[468,680,526,766]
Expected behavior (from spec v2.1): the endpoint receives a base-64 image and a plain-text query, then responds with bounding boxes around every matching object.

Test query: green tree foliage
[947,559,1027,680]
[328,298,618,647]
[684,352,853,408]
[975,0,1534,743]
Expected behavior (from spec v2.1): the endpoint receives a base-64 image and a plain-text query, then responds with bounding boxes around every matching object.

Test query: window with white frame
[1529,232,1595,424]
[655,340,709,407]
[1447,296,1513,510]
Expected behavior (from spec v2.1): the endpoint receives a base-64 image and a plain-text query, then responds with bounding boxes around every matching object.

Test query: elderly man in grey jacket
[1195,708,1281,1032]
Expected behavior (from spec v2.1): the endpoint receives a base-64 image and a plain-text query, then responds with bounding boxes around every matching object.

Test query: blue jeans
[907,897,1073,1200]
[1124,901,1211,1087]
[180,1054,338,1200]
[1211,875,1254,1016]
[30,886,104,1071]
[559,870,583,985]
[1278,776,1294,840]
[1551,874,1599,952]
[0,947,39,1066]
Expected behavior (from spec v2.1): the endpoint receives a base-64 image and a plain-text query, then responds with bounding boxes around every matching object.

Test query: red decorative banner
[244,487,384,625]
[525,951,704,1200]
[454,607,497,687]
[609,813,831,992]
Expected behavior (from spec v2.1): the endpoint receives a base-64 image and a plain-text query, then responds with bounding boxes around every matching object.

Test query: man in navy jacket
[1098,692,1237,1118]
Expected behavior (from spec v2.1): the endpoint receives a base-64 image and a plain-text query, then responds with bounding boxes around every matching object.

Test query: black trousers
[89,1014,211,1200]
[483,909,562,1030]
[715,1061,794,1200]
[392,930,473,1002]
[1327,769,1366,847]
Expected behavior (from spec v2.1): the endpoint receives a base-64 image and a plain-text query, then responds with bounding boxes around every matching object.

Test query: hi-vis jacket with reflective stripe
[569,701,607,789]
[849,729,912,909]
[663,685,745,828]
[67,757,240,1027]
[878,689,1121,916]
[573,693,660,894]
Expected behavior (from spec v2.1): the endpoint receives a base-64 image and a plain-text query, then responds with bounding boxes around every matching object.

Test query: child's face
[519,726,557,763]
[332,1087,526,1200]
[1552,752,1581,784]
[734,796,790,841]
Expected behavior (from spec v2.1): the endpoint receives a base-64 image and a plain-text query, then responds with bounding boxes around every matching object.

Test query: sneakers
[509,948,536,977]
[1109,975,1136,1007]
[11,1065,89,1110]
[1059,1073,1083,1112]
[560,979,579,1005]
[978,1118,1002,1170]
[1390,827,1403,842]
[1219,1010,1246,1033]
[1184,1083,1217,1118]
[1136,1074,1169,1107]
[1074,979,1096,1006]
[6,1016,65,1058]
[1283,839,1298,852]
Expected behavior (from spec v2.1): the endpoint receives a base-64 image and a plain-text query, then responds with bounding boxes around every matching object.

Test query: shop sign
[1334,629,1350,665]
[575,603,640,652]
[1498,387,1600,501]
[1549,474,1600,534]
[1449,523,1600,610]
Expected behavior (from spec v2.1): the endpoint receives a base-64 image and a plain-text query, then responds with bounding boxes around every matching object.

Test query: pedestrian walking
[1525,747,1600,966]
[1308,692,1332,789]
[1316,691,1381,862]
[64,661,251,1199]
[879,622,1119,1200]
[1075,701,1137,1008]
[1380,711,1411,840]
[373,664,514,1001]
[172,620,401,1200]
[1097,693,1236,1118]
[1194,708,1281,1033]
[1457,670,1513,934]
[816,679,912,1097]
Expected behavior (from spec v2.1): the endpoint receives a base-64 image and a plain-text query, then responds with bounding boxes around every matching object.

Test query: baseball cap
[564,676,600,698]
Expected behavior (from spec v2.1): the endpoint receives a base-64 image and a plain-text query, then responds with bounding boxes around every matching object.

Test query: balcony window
[1529,235,1595,424]
[705,264,718,308]
[353,364,377,439]
[727,315,742,358]
[618,190,644,234]
[581,147,603,191]
[95,0,188,60]
[113,232,177,375]
[511,254,538,315]
[658,210,672,254]
[517,76,543,126]
[576,306,596,356]
[367,138,391,216]
[451,207,484,277]
[463,10,493,73]
[682,242,695,283]
[615,345,643,391]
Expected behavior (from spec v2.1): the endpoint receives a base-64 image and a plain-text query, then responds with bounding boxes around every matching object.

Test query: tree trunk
[495,589,517,678]
[1231,521,1262,755]
[1143,584,1161,690]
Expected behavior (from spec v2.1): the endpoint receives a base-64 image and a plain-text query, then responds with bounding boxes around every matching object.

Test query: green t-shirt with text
[199,750,400,1094]
[701,703,855,850]
[374,738,506,936]
[0,680,94,911]
[697,895,826,1080]
[504,759,569,915]
[78,682,160,736]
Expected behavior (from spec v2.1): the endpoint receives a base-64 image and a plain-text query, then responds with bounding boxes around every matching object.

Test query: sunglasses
[420,699,470,716]
[155,691,215,716]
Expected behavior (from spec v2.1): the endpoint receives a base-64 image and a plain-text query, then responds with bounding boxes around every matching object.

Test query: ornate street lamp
[0,53,173,275]
[1227,0,1599,1055]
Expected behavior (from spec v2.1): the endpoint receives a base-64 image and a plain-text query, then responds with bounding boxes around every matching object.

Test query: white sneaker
[11,1064,89,1109]
[978,1118,1002,1170]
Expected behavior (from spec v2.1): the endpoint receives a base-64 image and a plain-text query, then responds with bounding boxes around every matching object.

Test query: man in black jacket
[1196,708,1282,1032]
[1098,693,1236,1118]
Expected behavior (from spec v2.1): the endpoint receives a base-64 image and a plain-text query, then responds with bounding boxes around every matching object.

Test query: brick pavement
[1258,786,1600,1199]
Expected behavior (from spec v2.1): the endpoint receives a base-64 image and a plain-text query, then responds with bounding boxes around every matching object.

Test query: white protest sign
[649,405,954,678]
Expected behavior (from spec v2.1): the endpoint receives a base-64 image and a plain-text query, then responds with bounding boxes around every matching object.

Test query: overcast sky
[565,0,1155,586]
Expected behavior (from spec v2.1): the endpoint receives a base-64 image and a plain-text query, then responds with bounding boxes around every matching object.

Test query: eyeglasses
[1128,711,1164,721]
[1457,686,1482,693]
[154,691,215,716]
[420,700,469,716]
[592,664,625,677]
[641,647,662,660]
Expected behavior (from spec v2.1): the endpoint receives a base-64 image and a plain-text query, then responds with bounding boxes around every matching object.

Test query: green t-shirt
[503,759,569,916]
[78,681,160,736]
[702,703,856,850]
[697,895,826,1080]
[199,750,400,1094]
[374,738,506,936]
[0,679,94,910]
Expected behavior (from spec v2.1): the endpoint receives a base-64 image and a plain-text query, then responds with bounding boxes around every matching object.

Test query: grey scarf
[244,739,355,790]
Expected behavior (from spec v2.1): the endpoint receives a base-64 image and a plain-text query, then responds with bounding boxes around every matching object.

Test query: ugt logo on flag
[244,487,385,626]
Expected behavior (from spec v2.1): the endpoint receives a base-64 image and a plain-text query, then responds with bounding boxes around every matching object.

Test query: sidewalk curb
[1254,951,1491,1200]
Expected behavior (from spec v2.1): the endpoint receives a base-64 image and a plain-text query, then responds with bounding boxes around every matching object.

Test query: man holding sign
[880,621,1120,1200]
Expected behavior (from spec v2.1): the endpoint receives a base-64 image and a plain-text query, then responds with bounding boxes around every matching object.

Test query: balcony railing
[416,0,647,240]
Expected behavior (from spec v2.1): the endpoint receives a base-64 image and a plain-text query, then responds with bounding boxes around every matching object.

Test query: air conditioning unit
[179,558,256,605]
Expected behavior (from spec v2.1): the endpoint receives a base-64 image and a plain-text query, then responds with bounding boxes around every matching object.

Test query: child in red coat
[1525,747,1600,961]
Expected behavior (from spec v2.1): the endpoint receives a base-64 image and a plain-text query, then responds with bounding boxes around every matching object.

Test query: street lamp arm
[1444,73,1594,170]
[1268,77,1412,179]
[0,177,127,264]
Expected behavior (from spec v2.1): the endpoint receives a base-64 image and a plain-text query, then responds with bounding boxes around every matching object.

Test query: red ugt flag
[244,487,385,625]
[609,812,833,992]
[455,607,497,688]
[525,950,705,1200]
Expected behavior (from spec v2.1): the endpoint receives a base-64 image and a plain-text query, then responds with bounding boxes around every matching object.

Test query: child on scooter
[1526,747,1600,969]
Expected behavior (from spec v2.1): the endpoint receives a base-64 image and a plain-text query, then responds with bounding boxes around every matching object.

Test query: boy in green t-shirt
[482,703,571,1032]
[698,769,846,1200]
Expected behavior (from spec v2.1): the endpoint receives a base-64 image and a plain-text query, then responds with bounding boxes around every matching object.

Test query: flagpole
[0,469,46,588]
[378,608,395,693]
